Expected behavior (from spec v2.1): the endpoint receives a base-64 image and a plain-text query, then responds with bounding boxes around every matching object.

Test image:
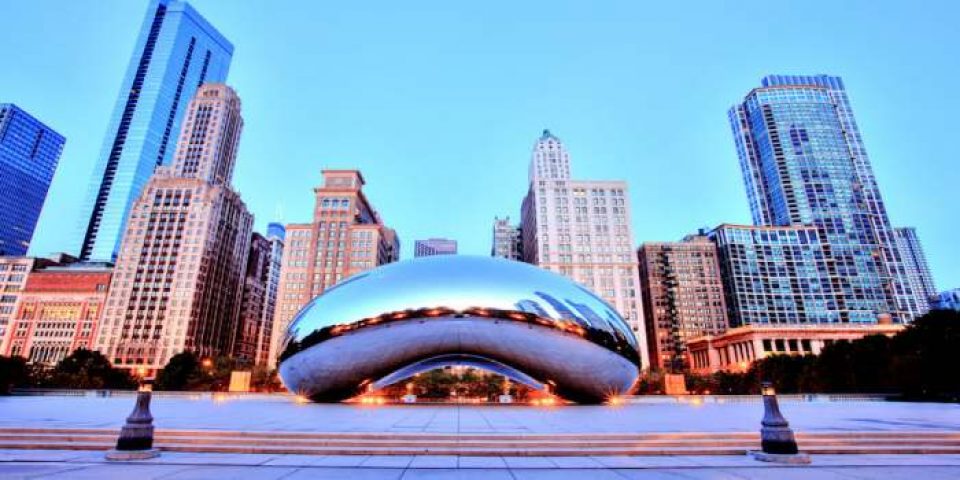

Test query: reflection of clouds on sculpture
[278,256,641,403]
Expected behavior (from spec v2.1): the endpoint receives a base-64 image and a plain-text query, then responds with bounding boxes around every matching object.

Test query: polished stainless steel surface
[278,256,641,403]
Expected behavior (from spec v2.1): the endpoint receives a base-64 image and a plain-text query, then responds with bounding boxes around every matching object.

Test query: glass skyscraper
[74,0,232,262]
[0,104,65,256]
[729,74,930,322]
[894,227,937,314]
[708,224,844,326]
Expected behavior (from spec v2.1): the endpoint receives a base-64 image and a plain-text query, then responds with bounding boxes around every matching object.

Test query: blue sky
[5,1,958,289]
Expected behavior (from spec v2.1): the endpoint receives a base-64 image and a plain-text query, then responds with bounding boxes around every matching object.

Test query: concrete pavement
[2,449,960,478]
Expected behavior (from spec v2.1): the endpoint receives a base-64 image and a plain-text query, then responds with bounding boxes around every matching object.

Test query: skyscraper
[74,0,232,262]
[708,224,845,326]
[491,216,522,260]
[269,170,400,367]
[235,233,269,364]
[96,84,252,373]
[0,104,65,256]
[894,227,937,314]
[519,130,646,365]
[234,226,284,366]
[258,223,285,366]
[730,74,929,322]
[637,235,728,371]
[414,238,457,257]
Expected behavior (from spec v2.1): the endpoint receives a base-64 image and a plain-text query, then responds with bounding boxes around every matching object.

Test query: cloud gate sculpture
[278,256,641,404]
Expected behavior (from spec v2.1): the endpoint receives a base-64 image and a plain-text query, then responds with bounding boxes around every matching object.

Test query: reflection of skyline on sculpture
[278,255,641,403]
[284,256,639,357]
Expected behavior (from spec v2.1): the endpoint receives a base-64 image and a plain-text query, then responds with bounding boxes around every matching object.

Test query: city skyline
[4,1,957,289]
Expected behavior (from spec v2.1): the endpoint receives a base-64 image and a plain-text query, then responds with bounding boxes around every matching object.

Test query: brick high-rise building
[3,264,112,366]
[96,84,253,374]
[234,225,284,366]
[258,223,285,366]
[638,235,728,371]
[491,216,522,260]
[235,232,270,365]
[269,170,399,367]
[519,130,646,366]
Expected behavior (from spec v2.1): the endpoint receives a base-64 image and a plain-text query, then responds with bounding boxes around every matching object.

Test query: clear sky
[4,0,958,289]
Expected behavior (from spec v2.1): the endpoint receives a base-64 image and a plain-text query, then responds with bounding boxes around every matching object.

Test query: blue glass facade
[728,75,924,323]
[709,225,865,325]
[0,104,65,256]
[75,0,232,262]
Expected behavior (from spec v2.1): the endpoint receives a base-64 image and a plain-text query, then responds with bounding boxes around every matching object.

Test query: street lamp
[106,367,157,460]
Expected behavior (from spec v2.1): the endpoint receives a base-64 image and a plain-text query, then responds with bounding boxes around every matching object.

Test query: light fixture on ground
[277,256,642,404]
[105,380,159,460]
[749,382,811,464]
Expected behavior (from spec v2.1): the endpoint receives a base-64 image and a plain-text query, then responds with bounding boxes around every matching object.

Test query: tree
[0,355,32,394]
[748,354,817,393]
[155,351,203,391]
[888,310,960,400]
[155,352,242,391]
[46,348,135,389]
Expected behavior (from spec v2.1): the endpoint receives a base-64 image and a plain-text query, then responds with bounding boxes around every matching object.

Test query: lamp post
[105,368,159,460]
[749,382,810,464]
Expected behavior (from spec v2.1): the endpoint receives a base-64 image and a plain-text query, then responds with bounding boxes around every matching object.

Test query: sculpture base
[748,451,811,464]
[105,449,160,461]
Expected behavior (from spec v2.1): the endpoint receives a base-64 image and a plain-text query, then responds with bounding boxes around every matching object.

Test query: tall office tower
[257,223,285,366]
[0,104,65,256]
[235,232,270,364]
[730,74,928,322]
[491,216,522,260]
[414,238,457,257]
[709,224,847,325]
[2,264,112,366]
[74,0,232,262]
[0,255,76,352]
[519,130,646,365]
[269,170,400,367]
[637,235,728,371]
[234,226,284,366]
[894,227,937,314]
[96,84,252,374]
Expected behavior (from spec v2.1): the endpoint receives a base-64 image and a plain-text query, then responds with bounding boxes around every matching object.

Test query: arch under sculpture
[277,256,641,404]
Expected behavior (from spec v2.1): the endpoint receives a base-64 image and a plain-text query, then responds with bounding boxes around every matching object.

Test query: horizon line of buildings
[1,0,956,378]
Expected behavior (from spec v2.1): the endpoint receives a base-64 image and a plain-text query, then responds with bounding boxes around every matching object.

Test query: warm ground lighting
[606,395,625,406]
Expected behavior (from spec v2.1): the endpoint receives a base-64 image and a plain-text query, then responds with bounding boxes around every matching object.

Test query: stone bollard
[105,383,160,460]
[749,382,811,464]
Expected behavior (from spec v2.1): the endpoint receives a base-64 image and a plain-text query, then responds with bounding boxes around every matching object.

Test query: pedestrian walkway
[2,449,960,479]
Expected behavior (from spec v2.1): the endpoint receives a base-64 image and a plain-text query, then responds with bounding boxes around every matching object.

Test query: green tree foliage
[0,355,32,394]
[154,352,244,391]
[888,310,960,400]
[684,310,960,400]
[46,348,135,389]
[154,351,203,391]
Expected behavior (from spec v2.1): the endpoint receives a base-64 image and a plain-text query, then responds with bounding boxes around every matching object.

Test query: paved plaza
[1,394,959,478]
[1,394,958,433]
[2,449,960,479]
